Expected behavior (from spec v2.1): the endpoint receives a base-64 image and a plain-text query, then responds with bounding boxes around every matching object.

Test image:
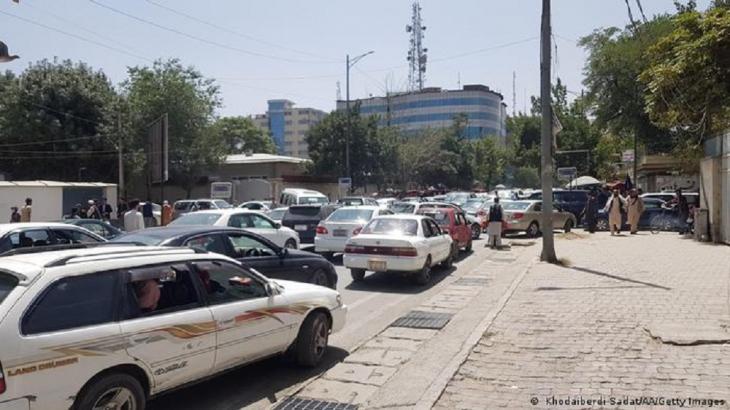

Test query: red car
[417,207,472,252]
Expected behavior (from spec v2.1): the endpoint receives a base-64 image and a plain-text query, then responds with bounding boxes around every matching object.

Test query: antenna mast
[406,1,427,91]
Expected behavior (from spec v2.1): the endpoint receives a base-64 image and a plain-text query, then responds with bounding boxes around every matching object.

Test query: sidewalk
[434,232,730,409]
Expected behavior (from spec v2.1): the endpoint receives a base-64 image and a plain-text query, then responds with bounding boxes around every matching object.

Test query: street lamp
[345,50,374,184]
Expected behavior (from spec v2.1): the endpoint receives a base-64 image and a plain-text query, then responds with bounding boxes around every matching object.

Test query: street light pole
[540,0,558,263]
[345,51,374,186]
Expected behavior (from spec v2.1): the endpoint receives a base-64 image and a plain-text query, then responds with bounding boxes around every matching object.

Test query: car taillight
[352,227,362,236]
[391,246,418,257]
[512,212,524,219]
[345,244,365,254]
[316,225,328,235]
[0,361,6,394]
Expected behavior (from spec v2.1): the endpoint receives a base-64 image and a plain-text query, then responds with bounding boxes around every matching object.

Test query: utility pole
[117,112,124,202]
[540,0,558,263]
[345,51,374,185]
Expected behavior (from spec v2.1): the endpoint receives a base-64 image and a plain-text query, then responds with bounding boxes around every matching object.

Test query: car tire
[596,219,609,231]
[284,239,298,250]
[563,219,574,233]
[465,239,473,252]
[310,269,331,288]
[295,311,330,367]
[440,247,454,269]
[350,268,365,282]
[412,256,432,285]
[74,372,145,410]
[470,224,481,240]
[526,222,540,238]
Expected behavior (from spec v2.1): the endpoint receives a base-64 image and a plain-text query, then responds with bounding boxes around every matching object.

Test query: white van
[279,188,328,206]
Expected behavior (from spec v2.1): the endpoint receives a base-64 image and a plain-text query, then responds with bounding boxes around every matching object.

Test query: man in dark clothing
[142,200,156,227]
[9,207,20,223]
[676,189,690,234]
[583,190,599,233]
[100,197,113,220]
[486,197,504,249]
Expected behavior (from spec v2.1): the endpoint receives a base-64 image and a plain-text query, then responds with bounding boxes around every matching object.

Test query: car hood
[272,279,341,307]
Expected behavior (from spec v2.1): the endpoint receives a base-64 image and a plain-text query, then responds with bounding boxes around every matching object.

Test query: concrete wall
[0,185,117,222]
[699,157,722,242]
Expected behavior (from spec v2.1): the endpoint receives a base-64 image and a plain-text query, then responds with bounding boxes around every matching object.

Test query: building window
[284,111,292,116]
[285,120,292,126]
[298,119,309,125]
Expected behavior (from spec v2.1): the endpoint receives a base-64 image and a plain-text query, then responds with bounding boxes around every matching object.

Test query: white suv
[0,245,346,410]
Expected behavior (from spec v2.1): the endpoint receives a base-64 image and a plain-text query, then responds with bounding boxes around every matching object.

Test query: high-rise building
[252,99,327,159]
[336,84,508,142]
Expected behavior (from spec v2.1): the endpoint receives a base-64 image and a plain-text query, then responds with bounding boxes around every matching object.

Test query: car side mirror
[279,247,289,257]
[265,281,280,296]
[274,222,281,229]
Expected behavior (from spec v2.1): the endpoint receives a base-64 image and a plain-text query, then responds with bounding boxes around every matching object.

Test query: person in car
[604,189,626,235]
[626,189,645,235]
[135,279,160,312]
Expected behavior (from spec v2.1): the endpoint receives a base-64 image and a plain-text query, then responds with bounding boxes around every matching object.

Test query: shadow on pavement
[560,265,672,291]
[148,347,349,410]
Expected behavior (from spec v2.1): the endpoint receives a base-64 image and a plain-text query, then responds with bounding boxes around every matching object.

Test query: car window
[226,234,277,258]
[53,229,102,244]
[174,201,191,211]
[427,219,443,236]
[10,229,55,249]
[268,209,286,220]
[503,201,532,210]
[214,200,232,209]
[124,264,201,318]
[191,260,267,304]
[0,273,19,305]
[186,234,230,256]
[419,210,449,226]
[328,209,374,222]
[421,220,433,238]
[391,202,416,214]
[533,203,543,212]
[79,222,107,237]
[22,271,118,334]
[251,214,275,229]
[299,196,328,204]
[169,212,222,226]
[362,218,418,236]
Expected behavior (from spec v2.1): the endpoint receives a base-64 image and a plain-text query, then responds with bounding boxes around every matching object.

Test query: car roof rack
[43,245,207,268]
[0,242,146,258]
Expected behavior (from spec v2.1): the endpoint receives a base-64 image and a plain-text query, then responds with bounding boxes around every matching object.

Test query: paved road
[149,239,487,410]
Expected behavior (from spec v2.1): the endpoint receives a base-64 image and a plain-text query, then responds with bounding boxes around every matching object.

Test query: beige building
[252,99,327,159]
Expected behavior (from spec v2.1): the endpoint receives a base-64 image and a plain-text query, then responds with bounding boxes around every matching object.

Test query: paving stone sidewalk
[434,232,730,410]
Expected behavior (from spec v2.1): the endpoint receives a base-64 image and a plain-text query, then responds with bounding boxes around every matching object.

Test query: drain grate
[453,277,489,286]
[390,310,453,329]
[274,397,359,410]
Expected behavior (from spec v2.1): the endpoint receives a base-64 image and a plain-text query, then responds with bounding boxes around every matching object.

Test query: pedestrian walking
[124,199,145,232]
[20,198,32,222]
[9,207,20,223]
[161,200,173,226]
[86,200,101,219]
[142,200,156,227]
[486,197,505,249]
[626,189,645,234]
[603,189,626,235]
[582,190,599,233]
[675,189,690,234]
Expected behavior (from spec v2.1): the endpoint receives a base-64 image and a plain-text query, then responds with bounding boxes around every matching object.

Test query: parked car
[528,190,588,224]
[113,226,338,288]
[416,207,472,252]
[281,204,339,245]
[314,206,391,258]
[0,245,346,410]
[419,202,483,240]
[337,196,379,206]
[444,191,476,207]
[239,201,273,211]
[595,198,669,231]
[169,209,299,249]
[62,218,125,240]
[279,188,329,206]
[267,207,288,223]
[642,192,699,208]
[172,199,232,219]
[343,215,454,285]
[501,200,577,237]
[462,198,492,229]
[376,198,396,209]
[0,222,106,255]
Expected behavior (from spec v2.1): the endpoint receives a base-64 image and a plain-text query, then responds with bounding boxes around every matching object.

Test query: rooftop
[225,153,311,165]
[0,180,117,187]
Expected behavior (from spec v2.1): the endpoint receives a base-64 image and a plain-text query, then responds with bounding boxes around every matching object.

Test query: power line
[89,0,335,65]
[144,0,337,62]
[0,10,153,62]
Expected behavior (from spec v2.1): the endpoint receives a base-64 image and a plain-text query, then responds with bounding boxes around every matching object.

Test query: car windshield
[391,202,415,213]
[168,212,222,226]
[214,200,232,209]
[462,200,485,212]
[328,209,374,222]
[300,196,328,204]
[502,201,531,210]
[0,273,19,305]
[361,218,418,236]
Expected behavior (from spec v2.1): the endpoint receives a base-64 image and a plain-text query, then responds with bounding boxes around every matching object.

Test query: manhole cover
[391,310,453,329]
[454,277,489,286]
[274,397,359,410]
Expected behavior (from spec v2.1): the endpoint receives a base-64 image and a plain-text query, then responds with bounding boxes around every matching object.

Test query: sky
[0,0,711,117]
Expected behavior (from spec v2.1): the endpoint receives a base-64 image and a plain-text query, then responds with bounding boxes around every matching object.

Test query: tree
[124,59,224,198]
[506,114,541,169]
[0,59,118,181]
[472,137,506,190]
[512,166,540,188]
[213,116,276,154]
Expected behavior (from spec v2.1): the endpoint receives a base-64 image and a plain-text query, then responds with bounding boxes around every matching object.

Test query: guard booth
[0,181,118,221]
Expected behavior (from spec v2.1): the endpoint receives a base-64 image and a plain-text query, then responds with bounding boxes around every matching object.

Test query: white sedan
[169,209,300,249]
[314,206,391,257]
[343,215,454,285]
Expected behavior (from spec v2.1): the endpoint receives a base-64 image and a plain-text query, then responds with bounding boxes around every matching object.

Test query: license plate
[333,229,348,237]
[294,224,308,231]
[368,260,387,271]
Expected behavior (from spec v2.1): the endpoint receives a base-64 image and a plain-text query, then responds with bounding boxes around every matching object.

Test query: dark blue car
[595,198,675,231]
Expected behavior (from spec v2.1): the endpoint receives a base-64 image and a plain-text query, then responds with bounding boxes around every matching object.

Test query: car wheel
[440,246,454,269]
[563,219,574,233]
[310,269,331,288]
[74,373,145,410]
[470,224,481,240]
[350,268,365,282]
[412,256,432,285]
[526,222,540,238]
[596,219,609,231]
[465,239,473,252]
[284,239,297,249]
[295,311,330,367]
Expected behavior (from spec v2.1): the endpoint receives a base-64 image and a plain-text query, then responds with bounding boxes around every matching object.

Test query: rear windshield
[169,212,222,226]
[338,198,365,206]
[462,200,486,212]
[391,202,415,214]
[503,201,531,210]
[0,273,19,305]
[268,209,287,219]
[287,206,322,217]
[299,196,328,205]
[111,232,165,246]
[174,202,192,211]
[328,209,374,222]
[361,218,418,236]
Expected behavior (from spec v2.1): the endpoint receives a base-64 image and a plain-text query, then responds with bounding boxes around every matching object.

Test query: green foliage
[511,166,540,188]
[506,114,540,169]
[641,7,730,141]
[213,116,276,154]
[124,59,224,196]
[0,59,118,181]
[472,137,506,190]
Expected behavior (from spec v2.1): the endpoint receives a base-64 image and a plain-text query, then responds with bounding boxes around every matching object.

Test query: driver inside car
[135,279,161,313]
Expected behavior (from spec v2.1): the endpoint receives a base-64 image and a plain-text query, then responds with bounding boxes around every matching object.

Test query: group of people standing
[64,198,114,221]
[122,199,173,233]
[9,198,32,223]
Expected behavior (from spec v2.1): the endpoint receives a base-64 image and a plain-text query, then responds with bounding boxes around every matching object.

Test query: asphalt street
[148,238,488,410]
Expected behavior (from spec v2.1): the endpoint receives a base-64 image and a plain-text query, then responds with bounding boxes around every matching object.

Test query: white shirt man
[124,205,145,232]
